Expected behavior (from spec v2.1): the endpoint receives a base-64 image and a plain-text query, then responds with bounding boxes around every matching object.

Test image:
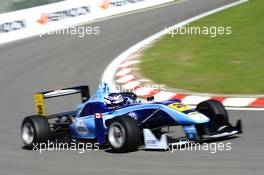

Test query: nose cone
[188,112,210,124]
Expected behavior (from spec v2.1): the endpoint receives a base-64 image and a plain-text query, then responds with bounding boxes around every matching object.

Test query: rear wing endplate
[34,86,90,116]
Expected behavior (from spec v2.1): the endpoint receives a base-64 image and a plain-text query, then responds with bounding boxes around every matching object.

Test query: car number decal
[167,102,192,112]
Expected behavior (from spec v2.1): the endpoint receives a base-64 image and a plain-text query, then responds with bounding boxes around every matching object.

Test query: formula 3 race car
[21,83,242,153]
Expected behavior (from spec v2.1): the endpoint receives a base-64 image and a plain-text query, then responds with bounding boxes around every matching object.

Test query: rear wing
[34,86,90,116]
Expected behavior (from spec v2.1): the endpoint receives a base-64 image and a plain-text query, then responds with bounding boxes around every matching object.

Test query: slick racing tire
[107,116,140,153]
[21,115,50,149]
[196,100,229,123]
[196,100,229,135]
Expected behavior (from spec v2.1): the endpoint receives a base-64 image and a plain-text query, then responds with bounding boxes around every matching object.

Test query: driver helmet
[104,93,124,108]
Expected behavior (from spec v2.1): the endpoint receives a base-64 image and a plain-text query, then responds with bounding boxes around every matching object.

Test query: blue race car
[21,83,242,152]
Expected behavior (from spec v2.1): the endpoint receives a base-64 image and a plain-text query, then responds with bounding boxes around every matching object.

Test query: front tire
[196,100,229,135]
[21,115,50,149]
[107,116,140,153]
[196,100,229,124]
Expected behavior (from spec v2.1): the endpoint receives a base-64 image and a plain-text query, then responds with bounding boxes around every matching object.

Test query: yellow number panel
[34,93,46,116]
[167,102,192,112]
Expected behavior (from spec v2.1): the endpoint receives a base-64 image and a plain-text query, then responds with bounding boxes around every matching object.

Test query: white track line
[187,105,264,111]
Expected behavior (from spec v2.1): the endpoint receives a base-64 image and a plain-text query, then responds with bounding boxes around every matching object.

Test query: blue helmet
[104,93,124,108]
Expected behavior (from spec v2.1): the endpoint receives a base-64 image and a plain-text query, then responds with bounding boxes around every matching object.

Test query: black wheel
[21,115,50,149]
[107,116,140,153]
[196,100,229,123]
[196,100,229,134]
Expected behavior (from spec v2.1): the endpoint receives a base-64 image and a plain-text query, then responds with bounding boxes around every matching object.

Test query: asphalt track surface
[0,0,263,175]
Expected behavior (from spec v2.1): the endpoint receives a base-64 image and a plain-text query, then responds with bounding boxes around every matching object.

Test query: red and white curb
[101,0,264,108]
[113,57,264,107]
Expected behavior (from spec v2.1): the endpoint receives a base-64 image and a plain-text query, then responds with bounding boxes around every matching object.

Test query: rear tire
[107,116,140,153]
[21,115,50,149]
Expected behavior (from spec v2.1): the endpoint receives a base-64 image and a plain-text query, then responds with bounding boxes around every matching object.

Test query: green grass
[139,0,264,94]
